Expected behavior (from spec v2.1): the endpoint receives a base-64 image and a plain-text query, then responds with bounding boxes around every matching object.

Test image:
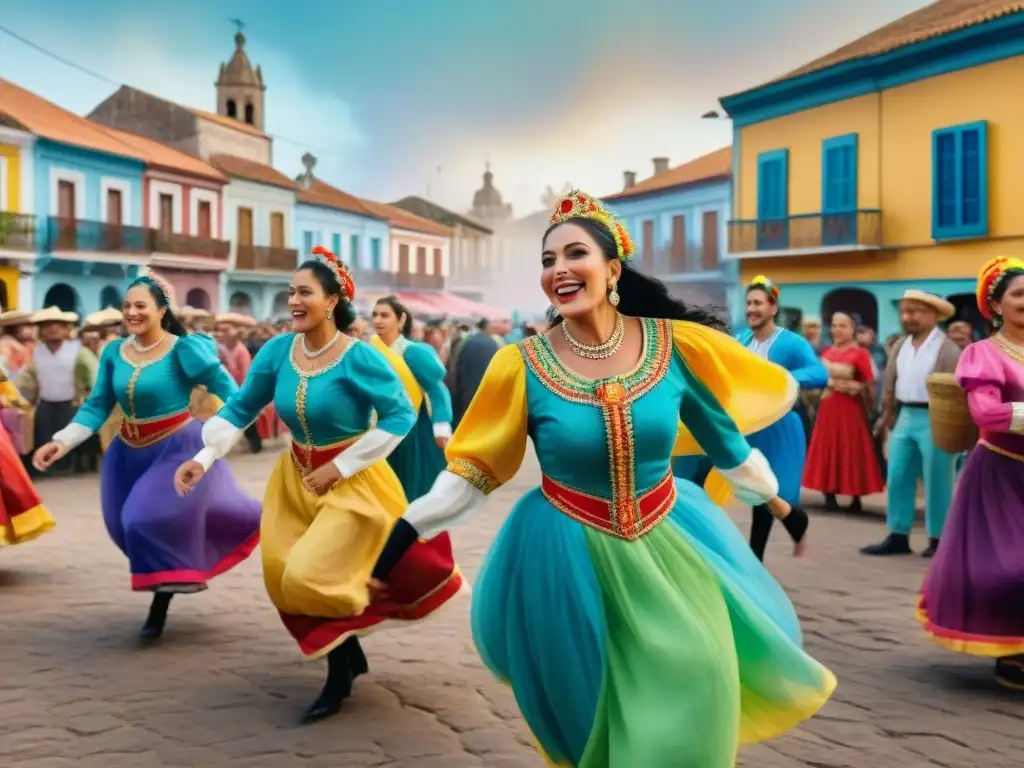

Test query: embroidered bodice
[957,337,1024,450]
[72,334,236,431]
[216,332,415,447]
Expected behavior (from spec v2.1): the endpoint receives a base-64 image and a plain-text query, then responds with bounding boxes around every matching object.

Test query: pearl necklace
[561,315,625,360]
[131,333,167,354]
[301,330,341,358]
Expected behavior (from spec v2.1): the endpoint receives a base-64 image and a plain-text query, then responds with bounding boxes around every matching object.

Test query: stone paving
[0,446,1019,767]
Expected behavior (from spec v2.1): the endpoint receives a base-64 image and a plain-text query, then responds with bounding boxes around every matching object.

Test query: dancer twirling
[737,277,827,560]
[0,361,55,546]
[917,257,1024,690]
[32,276,260,639]
[370,293,453,501]
[173,249,461,722]
[802,311,885,512]
[372,191,834,767]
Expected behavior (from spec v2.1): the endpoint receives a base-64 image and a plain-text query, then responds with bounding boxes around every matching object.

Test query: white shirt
[747,327,782,359]
[34,340,79,403]
[895,328,943,404]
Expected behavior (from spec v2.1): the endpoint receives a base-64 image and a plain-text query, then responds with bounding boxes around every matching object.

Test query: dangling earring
[327,308,334,321]
[994,313,1003,329]
[608,280,620,307]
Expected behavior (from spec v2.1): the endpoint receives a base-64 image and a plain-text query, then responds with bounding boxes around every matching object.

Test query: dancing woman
[371,191,835,767]
[737,277,827,560]
[917,257,1024,690]
[173,249,460,722]
[370,294,453,500]
[32,276,260,639]
[0,361,55,546]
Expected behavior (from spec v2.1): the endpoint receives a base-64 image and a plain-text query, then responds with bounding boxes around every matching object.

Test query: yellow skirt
[262,449,408,658]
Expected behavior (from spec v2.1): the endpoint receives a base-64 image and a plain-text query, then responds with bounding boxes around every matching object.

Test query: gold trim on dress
[288,335,357,473]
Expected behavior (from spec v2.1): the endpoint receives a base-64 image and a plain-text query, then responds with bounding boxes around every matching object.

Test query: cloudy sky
[1,0,929,216]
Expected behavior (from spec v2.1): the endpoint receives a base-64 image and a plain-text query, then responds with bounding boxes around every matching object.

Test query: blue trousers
[885,408,955,538]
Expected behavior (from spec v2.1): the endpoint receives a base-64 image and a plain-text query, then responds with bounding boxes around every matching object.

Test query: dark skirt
[34,400,77,476]
[387,404,446,502]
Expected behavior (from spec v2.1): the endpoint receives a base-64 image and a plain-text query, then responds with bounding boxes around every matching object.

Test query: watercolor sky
[1,0,930,216]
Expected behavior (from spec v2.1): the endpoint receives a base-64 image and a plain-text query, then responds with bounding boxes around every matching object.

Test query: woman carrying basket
[917,257,1024,690]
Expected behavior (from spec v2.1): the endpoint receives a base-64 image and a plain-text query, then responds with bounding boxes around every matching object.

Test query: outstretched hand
[174,460,206,496]
[32,441,68,472]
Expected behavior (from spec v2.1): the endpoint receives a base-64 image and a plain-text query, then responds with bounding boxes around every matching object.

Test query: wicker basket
[926,372,978,453]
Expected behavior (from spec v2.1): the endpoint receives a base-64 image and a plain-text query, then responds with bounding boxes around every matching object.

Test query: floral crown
[129,274,173,307]
[748,274,780,300]
[311,245,355,301]
[549,190,634,262]
[977,256,1024,320]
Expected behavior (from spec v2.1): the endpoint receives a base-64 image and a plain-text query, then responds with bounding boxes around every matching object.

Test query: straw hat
[0,309,33,327]
[901,290,955,321]
[213,312,257,327]
[83,306,123,328]
[31,305,79,325]
[175,305,212,320]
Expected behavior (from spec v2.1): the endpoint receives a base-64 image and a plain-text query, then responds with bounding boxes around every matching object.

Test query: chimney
[298,152,317,190]
[653,157,669,175]
[623,171,636,190]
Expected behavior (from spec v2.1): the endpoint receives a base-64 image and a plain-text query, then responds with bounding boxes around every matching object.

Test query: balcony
[395,271,445,291]
[0,212,35,251]
[348,267,396,292]
[727,210,882,256]
[236,245,299,272]
[153,231,230,261]
[45,217,153,255]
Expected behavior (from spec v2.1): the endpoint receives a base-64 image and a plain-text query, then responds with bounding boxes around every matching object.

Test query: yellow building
[719,0,1024,338]
[0,125,32,309]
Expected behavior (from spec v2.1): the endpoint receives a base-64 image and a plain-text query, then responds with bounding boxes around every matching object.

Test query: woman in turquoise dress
[371,191,834,766]
[370,295,453,501]
[736,276,827,560]
[33,275,260,640]
[174,248,461,722]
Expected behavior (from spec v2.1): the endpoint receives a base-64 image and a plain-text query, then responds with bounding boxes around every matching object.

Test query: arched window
[226,99,237,118]
[43,283,80,314]
[244,102,254,125]
[99,285,121,309]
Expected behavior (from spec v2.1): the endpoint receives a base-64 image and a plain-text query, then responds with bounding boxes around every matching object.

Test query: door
[270,212,285,248]
[398,244,410,273]
[237,207,253,245]
[159,193,173,234]
[416,246,427,273]
[105,188,124,250]
[642,220,654,271]
[670,215,686,272]
[432,248,442,276]
[197,201,212,238]
[57,180,76,249]
[701,211,719,269]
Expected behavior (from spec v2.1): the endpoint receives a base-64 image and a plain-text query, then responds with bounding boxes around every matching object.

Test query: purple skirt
[918,443,1024,656]
[101,420,261,592]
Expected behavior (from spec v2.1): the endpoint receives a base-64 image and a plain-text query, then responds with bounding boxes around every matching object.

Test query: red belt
[119,410,191,448]
[541,470,676,541]
[290,436,360,474]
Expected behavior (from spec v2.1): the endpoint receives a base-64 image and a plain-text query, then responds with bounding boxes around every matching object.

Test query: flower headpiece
[748,274,780,301]
[311,245,355,301]
[976,256,1024,320]
[129,274,174,308]
[548,190,634,262]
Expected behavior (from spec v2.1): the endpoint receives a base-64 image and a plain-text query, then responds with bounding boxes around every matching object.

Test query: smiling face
[993,274,1024,331]
[541,222,621,319]
[745,288,777,330]
[122,285,164,337]
[288,268,338,333]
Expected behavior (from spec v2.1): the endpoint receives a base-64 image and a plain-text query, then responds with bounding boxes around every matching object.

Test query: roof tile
[358,198,453,237]
[604,147,732,202]
[297,178,383,219]
[209,153,298,190]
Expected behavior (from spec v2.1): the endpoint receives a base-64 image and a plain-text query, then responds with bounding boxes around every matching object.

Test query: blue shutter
[370,238,381,270]
[822,134,858,213]
[756,149,789,249]
[331,233,341,256]
[350,234,360,267]
[932,121,988,239]
[302,230,313,255]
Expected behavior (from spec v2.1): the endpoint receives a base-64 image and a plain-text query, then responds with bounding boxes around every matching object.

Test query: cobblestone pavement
[1,446,1020,767]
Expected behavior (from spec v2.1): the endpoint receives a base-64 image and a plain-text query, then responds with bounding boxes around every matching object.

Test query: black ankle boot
[921,538,939,558]
[996,656,1024,691]
[302,638,363,723]
[860,533,913,556]
[824,493,840,511]
[139,593,172,640]
[847,497,862,514]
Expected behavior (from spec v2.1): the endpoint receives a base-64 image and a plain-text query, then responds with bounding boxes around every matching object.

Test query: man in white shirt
[862,291,961,558]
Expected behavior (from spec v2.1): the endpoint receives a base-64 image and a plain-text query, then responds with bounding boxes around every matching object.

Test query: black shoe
[860,533,913,556]
[847,497,863,514]
[995,657,1024,691]
[302,638,363,723]
[824,494,840,511]
[921,538,939,558]
[139,593,172,640]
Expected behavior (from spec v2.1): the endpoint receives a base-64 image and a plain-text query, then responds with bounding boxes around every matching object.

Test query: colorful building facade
[0,124,34,309]
[720,2,1024,338]
[604,148,739,326]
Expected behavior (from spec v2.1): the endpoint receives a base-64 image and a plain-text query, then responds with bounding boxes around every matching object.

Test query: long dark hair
[375,295,414,338]
[990,267,1024,330]
[543,218,727,331]
[127,276,188,337]
[296,260,358,332]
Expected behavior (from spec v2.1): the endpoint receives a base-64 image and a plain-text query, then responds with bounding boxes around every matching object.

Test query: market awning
[398,291,504,319]
[395,292,447,316]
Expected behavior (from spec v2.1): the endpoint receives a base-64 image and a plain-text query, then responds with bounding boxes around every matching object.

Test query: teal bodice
[73,334,236,431]
[218,333,416,446]
[521,318,751,500]
[394,337,453,425]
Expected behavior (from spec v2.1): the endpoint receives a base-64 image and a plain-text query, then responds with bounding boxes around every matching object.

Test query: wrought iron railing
[0,212,35,251]
[235,245,300,271]
[394,271,445,290]
[153,231,230,260]
[727,210,882,253]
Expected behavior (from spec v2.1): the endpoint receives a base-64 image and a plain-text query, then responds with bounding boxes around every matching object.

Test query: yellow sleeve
[445,343,528,494]
[370,335,424,412]
[670,321,797,505]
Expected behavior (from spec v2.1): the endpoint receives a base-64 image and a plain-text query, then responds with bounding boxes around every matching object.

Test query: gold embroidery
[448,458,497,495]
[288,335,357,473]
[118,339,179,441]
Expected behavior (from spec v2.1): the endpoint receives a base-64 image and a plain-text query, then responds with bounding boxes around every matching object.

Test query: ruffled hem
[130,529,259,591]
[916,594,1024,657]
[0,504,56,546]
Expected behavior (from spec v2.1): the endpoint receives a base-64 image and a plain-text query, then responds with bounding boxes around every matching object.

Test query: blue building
[1,77,147,315]
[604,147,740,327]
